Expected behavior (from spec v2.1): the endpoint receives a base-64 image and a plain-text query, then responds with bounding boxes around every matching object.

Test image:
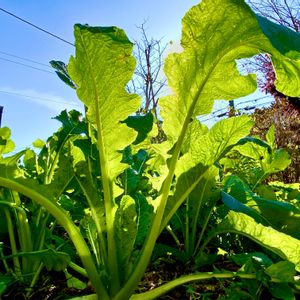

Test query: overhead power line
[0,50,52,68]
[199,99,274,123]
[198,96,272,121]
[0,90,81,107]
[0,56,54,74]
[235,95,270,107]
[0,7,74,47]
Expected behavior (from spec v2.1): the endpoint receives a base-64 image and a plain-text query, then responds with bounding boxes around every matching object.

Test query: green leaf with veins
[265,261,296,283]
[233,138,291,177]
[212,211,300,271]
[67,28,142,289]
[68,24,140,181]
[223,175,300,239]
[256,15,300,96]
[160,0,300,146]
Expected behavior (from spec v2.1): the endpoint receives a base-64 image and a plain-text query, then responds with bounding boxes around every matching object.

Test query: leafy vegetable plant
[0,112,86,296]
[1,0,300,299]
[219,124,300,241]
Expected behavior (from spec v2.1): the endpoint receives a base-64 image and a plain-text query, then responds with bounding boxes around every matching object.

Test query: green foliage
[251,100,300,183]
[0,1,300,299]
[0,110,87,296]
[212,211,300,271]
[1,248,71,272]
[0,274,14,296]
[50,60,77,89]
[0,127,15,156]
[222,125,292,190]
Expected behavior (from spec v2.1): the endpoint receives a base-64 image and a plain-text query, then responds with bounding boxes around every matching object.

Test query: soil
[2,259,236,300]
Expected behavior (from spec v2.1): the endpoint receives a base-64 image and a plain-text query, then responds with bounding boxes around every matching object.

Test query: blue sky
[0,0,199,151]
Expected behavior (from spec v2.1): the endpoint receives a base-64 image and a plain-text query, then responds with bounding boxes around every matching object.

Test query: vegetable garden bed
[1,0,300,299]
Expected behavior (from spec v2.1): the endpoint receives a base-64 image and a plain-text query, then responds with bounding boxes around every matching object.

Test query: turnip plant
[1,0,300,299]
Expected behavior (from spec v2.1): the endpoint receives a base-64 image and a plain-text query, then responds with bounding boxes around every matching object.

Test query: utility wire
[0,7,74,47]
[0,90,81,107]
[199,96,273,121]
[200,99,274,123]
[0,57,54,74]
[235,95,270,107]
[0,50,52,68]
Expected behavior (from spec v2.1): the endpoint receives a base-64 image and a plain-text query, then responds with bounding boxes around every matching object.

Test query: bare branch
[127,21,168,118]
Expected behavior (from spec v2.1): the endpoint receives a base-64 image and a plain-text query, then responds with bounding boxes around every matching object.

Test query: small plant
[0,111,86,297]
[1,0,300,299]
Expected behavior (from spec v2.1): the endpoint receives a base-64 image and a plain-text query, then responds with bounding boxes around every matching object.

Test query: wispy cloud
[0,86,83,113]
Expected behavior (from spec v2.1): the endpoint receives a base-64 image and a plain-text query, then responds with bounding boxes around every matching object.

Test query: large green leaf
[68,26,141,291]
[213,211,300,271]
[224,175,300,239]
[160,0,300,145]
[68,25,140,181]
[221,191,266,224]
[256,16,300,97]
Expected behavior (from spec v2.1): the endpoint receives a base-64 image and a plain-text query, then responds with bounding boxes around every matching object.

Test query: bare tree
[127,22,168,119]
[248,0,300,32]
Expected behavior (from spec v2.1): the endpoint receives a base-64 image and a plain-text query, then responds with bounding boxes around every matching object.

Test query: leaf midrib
[77,30,121,293]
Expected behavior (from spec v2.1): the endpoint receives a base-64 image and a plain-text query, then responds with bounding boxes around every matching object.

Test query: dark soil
[2,257,290,300]
[3,260,232,300]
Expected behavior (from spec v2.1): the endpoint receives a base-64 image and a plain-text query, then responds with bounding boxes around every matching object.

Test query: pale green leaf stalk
[161,116,254,231]
[3,207,22,279]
